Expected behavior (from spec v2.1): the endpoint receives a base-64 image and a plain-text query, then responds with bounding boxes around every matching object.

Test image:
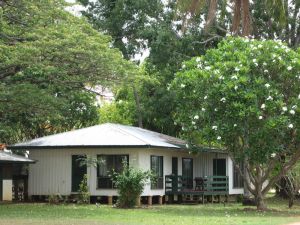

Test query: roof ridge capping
[113,123,186,148]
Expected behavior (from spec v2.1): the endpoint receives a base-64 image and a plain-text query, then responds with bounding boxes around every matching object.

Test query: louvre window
[151,155,163,189]
[97,155,128,189]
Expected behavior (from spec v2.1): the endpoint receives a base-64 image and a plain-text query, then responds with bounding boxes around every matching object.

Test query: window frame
[97,154,129,189]
[233,162,244,189]
[150,155,164,190]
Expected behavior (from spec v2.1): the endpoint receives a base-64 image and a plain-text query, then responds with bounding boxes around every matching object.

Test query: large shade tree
[0,0,135,143]
[171,37,300,210]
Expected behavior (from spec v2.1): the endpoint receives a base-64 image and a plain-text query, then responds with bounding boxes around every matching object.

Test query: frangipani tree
[171,37,300,210]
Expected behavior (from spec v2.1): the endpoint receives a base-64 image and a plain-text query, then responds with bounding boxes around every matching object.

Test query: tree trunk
[242,158,255,205]
[132,85,143,128]
[256,192,267,210]
[255,166,267,210]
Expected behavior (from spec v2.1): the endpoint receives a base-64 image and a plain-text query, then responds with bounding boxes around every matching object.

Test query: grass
[0,196,300,225]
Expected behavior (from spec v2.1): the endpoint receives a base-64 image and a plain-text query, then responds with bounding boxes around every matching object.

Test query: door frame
[182,158,193,189]
[71,155,87,192]
[172,157,178,176]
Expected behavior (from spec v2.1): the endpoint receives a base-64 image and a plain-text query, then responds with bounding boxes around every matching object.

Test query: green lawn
[1,196,300,225]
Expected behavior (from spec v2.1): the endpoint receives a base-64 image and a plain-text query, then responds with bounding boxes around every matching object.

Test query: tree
[171,37,300,210]
[0,0,135,143]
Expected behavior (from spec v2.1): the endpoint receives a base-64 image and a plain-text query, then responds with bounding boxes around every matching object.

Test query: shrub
[48,193,62,204]
[77,174,90,204]
[113,163,152,208]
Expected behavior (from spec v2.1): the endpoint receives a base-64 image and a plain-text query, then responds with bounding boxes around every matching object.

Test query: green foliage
[48,193,63,204]
[99,101,135,125]
[0,0,136,143]
[77,174,90,204]
[172,37,299,163]
[113,163,152,208]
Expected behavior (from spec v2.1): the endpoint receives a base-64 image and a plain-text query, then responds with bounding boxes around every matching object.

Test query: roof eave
[8,144,186,151]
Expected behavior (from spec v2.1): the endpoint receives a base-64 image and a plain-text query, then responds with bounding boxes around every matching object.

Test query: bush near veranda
[171,37,300,210]
[113,163,152,208]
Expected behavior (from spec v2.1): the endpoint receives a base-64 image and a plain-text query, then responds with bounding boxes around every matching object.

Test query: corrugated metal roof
[9,123,187,150]
[0,151,35,163]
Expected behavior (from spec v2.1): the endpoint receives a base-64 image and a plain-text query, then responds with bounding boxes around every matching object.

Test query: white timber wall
[227,157,244,195]
[28,148,243,197]
[2,180,12,201]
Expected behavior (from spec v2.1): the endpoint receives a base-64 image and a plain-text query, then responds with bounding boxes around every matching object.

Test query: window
[151,155,163,189]
[233,162,244,188]
[182,158,193,189]
[97,155,128,189]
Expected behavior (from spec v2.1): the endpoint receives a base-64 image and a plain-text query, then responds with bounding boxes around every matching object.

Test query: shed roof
[9,123,188,150]
[0,151,35,163]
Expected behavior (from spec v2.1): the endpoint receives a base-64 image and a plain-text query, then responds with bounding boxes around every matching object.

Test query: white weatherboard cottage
[10,123,243,203]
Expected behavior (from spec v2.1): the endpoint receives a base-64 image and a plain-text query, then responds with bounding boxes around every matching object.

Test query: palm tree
[176,0,287,37]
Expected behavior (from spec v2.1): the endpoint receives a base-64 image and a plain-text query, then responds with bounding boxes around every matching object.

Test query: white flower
[266,96,273,101]
[192,121,196,125]
[219,75,224,80]
[231,75,238,80]
[204,95,208,100]
[287,66,292,71]
[217,136,221,140]
[205,66,211,70]
[174,121,177,125]
[264,69,269,73]
[288,124,294,129]
[196,57,201,62]
[298,94,300,99]
[261,104,266,109]
[197,64,202,69]
[214,108,218,112]
[182,64,186,69]
[253,59,257,63]
[259,116,263,120]
[258,44,263,48]
[282,106,288,112]
[181,84,186,88]
[235,67,240,72]
[212,126,218,130]
[290,109,295,115]
[263,62,267,66]
[271,153,276,158]
[234,124,237,127]
[254,63,258,67]
[234,85,238,90]
[214,69,220,74]
[201,108,206,112]
[292,105,297,109]
[220,97,226,103]
[182,127,185,131]
[194,115,199,120]
[186,144,189,148]
[265,83,270,88]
